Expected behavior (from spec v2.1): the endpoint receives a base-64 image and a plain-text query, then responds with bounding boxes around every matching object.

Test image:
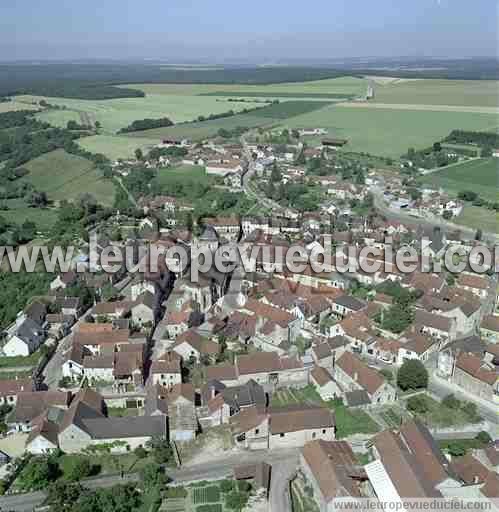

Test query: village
[0,129,497,512]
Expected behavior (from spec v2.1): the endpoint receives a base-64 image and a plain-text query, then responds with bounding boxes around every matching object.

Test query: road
[240,134,288,215]
[371,187,499,244]
[0,448,299,512]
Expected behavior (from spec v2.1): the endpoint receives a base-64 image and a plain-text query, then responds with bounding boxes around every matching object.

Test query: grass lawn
[406,395,482,428]
[107,407,139,417]
[283,104,498,158]
[19,149,116,206]
[418,158,499,202]
[372,79,499,108]
[0,351,41,368]
[455,205,499,234]
[0,370,33,380]
[0,199,58,231]
[78,134,160,160]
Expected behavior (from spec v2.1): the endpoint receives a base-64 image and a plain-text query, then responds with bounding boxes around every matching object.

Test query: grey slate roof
[82,415,166,439]
[344,390,371,407]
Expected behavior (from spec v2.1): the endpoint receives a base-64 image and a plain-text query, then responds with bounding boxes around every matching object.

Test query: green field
[418,158,499,202]
[19,149,116,206]
[120,76,368,98]
[455,205,499,233]
[128,101,331,141]
[35,109,82,128]
[77,134,159,160]
[0,199,58,230]
[283,104,498,157]
[200,91,353,100]
[15,94,263,134]
[372,79,499,108]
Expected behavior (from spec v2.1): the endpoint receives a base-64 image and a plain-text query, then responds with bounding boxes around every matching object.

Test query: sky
[1,0,497,62]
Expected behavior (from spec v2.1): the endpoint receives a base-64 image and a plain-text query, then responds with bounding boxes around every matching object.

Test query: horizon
[1,0,497,62]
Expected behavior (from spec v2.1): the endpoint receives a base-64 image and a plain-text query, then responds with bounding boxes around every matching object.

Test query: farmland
[77,134,159,161]
[418,158,499,202]
[283,104,498,157]
[0,101,39,113]
[15,93,263,134]
[19,149,116,206]
[0,199,58,231]
[371,79,499,108]
[128,100,332,141]
[455,206,499,234]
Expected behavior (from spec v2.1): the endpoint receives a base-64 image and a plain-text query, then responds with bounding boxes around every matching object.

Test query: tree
[397,360,428,391]
[461,402,479,421]
[146,437,172,464]
[476,431,492,445]
[433,142,442,152]
[134,148,143,161]
[442,210,453,221]
[475,228,483,241]
[27,191,49,208]
[220,479,234,493]
[481,146,493,157]
[47,481,83,512]
[18,456,60,491]
[225,491,250,511]
[66,457,92,482]
[140,463,166,489]
[94,121,101,131]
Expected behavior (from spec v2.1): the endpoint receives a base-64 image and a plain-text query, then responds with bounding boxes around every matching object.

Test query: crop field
[371,79,499,108]
[418,158,499,202]
[283,104,498,157]
[120,76,368,98]
[14,94,263,134]
[128,100,332,141]
[200,91,353,100]
[19,149,116,206]
[0,101,40,113]
[35,109,82,128]
[77,134,159,160]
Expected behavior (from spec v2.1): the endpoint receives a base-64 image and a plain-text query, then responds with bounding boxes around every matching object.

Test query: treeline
[403,145,459,170]
[443,130,499,148]
[118,117,174,133]
[458,190,499,212]
[195,105,266,123]
[217,126,250,138]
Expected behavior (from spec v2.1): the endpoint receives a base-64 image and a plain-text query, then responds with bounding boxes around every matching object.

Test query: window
[312,433,316,439]
[280,433,285,438]
[255,429,259,435]
[322,429,326,434]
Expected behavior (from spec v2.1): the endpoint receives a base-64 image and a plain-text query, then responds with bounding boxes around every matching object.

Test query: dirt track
[337,101,499,115]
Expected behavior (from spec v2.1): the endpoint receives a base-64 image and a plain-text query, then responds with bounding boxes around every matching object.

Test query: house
[150,351,182,388]
[163,310,191,339]
[46,314,74,339]
[398,420,460,490]
[205,365,240,387]
[91,300,133,321]
[300,440,367,511]
[167,383,198,442]
[456,274,490,299]
[26,413,60,454]
[62,343,86,380]
[480,315,499,344]
[451,454,491,485]
[205,159,243,177]
[203,217,241,242]
[414,310,457,343]
[56,297,80,318]
[231,404,335,450]
[310,366,342,401]
[3,317,46,357]
[235,352,308,389]
[171,329,220,363]
[436,335,485,380]
[58,388,166,453]
[8,390,71,433]
[0,378,34,406]
[334,352,396,404]
[131,291,156,327]
[200,379,266,428]
[233,462,272,499]
[50,272,77,291]
[366,429,442,501]
[451,352,498,403]
[310,336,349,371]
[331,295,366,318]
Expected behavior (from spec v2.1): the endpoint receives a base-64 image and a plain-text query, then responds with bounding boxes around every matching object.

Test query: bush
[442,394,461,410]
[134,446,147,459]
[225,490,249,511]
[237,480,251,493]
[407,396,430,415]
[220,479,234,493]
[476,431,492,445]
[66,457,92,482]
[397,360,428,391]
[461,402,480,421]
